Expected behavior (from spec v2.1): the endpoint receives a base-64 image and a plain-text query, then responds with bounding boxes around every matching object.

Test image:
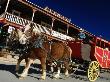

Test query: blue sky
[28,0,110,41]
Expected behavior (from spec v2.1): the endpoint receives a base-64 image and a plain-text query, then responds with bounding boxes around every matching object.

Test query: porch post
[31,9,36,21]
[5,0,11,13]
[66,24,69,35]
[50,18,55,35]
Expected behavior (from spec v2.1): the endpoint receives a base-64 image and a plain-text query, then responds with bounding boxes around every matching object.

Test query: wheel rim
[88,61,100,82]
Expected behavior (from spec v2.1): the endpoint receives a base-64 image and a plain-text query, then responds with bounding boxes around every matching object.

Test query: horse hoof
[65,74,69,78]
[54,75,60,79]
[41,76,46,80]
[15,72,18,76]
[19,76,25,80]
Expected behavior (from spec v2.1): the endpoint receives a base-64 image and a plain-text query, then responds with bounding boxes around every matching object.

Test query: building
[0,0,95,41]
[0,0,109,49]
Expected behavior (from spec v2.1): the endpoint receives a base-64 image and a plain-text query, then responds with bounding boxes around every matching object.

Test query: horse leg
[47,61,54,73]
[19,58,34,79]
[15,54,29,73]
[64,61,69,77]
[15,59,22,73]
[24,58,28,67]
[50,64,54,73]
[40,57,46,80]
[15,56,24,73]
[54,64,60,79]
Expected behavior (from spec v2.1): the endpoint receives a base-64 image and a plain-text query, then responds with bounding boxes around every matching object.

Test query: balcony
[0,12,74,41]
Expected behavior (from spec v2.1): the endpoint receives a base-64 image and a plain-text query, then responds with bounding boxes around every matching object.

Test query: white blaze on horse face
[24,24,31,33]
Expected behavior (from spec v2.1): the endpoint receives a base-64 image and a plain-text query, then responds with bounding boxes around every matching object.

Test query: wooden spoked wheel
[87,61,100,82]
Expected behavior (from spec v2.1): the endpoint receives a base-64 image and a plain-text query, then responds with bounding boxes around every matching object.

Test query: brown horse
[16,23,72,80]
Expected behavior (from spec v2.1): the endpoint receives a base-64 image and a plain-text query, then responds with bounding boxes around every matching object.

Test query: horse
[16,23,72,80]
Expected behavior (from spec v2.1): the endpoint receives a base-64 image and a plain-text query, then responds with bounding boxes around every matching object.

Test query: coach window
[96,40,101,47]
[101,41,104,48]
[105,43,110,50]
[108,46,110,51]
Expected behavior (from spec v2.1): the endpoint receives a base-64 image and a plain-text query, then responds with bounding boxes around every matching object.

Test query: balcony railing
[4,12,30,26]
[1,12,74,41]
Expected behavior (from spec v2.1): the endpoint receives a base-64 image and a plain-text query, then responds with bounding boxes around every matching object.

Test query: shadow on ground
[0,63,42,80]
[0,63,96,81]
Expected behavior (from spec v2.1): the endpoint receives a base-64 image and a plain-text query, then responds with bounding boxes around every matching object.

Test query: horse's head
[7,28,23,49]
[19,23,41,44]
[8,28,21,41]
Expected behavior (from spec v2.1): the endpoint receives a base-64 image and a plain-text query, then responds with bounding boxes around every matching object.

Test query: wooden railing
[4,12,30,26]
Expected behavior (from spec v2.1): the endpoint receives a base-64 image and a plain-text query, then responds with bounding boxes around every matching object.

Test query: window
[41,21,51,28]
[101,41,104,48]
[96,40,101,47]
[12,10,21,16]
[58,28,66,34]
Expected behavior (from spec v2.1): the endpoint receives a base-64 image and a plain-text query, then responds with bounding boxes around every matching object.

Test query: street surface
[0,56,110,82]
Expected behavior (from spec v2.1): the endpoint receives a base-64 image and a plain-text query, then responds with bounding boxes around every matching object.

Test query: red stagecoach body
[68,37,110,69]
[68,40,95,61]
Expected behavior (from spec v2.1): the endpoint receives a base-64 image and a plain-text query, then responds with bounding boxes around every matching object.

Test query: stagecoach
[0,0,110,81]
[68,37,110,81]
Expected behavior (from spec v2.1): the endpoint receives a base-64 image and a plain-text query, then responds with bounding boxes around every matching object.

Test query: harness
[33,36,44,48]
[33,36,58,65]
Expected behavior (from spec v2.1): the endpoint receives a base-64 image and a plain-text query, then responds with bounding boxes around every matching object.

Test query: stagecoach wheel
[87,61,100,82]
